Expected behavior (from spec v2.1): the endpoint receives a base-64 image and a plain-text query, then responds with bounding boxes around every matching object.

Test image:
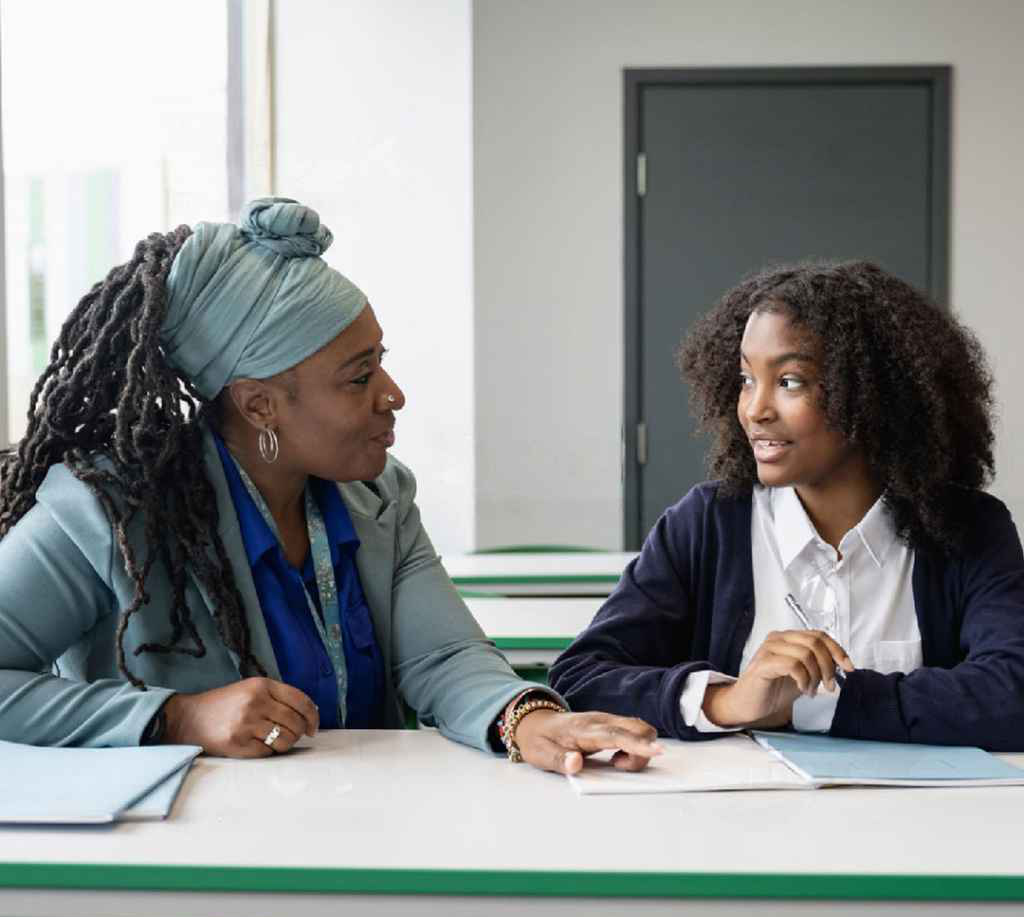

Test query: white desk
[443,552,637,596]
[464,596,602,666]
[3,730,1024,916]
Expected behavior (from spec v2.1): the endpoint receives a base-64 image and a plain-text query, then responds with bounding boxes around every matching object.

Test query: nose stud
[386,395,396,404]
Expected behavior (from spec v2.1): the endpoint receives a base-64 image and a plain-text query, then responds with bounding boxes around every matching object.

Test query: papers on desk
[0,741,202,824]
[569,735,809,794]
[568,733,1024,795]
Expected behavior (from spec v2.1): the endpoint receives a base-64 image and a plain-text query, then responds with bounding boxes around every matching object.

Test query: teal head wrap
[161,197,367,399]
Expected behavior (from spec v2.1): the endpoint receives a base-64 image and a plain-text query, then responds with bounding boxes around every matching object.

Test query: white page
[568,734,810,795]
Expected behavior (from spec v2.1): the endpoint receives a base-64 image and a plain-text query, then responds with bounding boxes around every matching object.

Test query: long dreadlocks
[0,227,266,687]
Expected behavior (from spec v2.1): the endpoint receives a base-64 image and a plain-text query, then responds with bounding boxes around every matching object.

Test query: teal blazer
[0,431,535,750]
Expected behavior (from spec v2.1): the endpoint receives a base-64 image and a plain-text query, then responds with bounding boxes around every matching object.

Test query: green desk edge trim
[452,575,619,585]
[492,637,572,650]
[471,545,603,554]
[2,865,1023,900]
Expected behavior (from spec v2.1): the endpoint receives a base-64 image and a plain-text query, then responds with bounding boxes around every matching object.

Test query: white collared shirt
[680,485,923,732]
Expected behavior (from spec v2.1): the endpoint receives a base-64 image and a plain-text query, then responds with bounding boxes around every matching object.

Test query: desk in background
[444,552,634,679]
[3,729,1024,916]
[464,596,602,671]
[443,551,637,596]
[445,551,636,682]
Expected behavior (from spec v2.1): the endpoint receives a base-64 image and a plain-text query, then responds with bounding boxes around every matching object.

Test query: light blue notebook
[118,762,193,821]
[0,741,202,824]
[752,732,1024,786]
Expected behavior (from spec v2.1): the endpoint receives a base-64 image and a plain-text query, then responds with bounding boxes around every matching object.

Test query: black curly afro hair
[677,260,996,553]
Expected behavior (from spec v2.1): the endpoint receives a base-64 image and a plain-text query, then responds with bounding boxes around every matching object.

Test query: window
[1,0,229,444]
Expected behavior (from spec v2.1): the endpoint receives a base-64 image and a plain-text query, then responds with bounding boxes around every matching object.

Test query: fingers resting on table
[514,709,663,776]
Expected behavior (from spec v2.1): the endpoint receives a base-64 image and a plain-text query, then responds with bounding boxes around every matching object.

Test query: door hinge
[636,152,647,197]
[636,421,648,466]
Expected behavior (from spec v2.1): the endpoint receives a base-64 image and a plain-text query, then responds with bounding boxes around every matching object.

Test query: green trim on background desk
[452,575,620,586]
[492,637,572,650]
[471,545,604,554]
[3,864,1024,901]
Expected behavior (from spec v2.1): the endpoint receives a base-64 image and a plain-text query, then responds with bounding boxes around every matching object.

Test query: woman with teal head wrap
[0,198,660,775]
[162,197,368,400]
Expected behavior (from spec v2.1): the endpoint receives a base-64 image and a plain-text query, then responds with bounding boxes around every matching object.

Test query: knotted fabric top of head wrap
[161,197,367,399]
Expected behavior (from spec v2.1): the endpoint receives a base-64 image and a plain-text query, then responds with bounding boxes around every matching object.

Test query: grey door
[624,67,950,547]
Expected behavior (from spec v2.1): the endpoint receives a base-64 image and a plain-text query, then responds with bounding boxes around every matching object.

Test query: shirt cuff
[679,670,740,733]
[792,685,840,733]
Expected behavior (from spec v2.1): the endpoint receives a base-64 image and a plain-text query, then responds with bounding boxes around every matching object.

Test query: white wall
[274,0,475,555]
[474,0,1024,548]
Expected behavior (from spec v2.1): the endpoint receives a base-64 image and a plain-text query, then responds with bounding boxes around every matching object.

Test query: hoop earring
[258,427,279,464]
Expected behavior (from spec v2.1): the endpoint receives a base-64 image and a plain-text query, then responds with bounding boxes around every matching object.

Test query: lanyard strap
[234,462,348,726]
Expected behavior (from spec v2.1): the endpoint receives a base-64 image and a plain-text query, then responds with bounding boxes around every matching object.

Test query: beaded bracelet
[497,688,534,747]
[498,694,567,763]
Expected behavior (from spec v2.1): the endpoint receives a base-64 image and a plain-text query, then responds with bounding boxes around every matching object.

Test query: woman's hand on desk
[514,710,663,775]
[163,677,319,757]
[702,630,854,729]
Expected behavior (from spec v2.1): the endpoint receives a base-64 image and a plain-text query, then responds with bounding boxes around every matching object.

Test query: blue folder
[752,732,1024,786]
[0,741,202,823]
[118,761,194,820]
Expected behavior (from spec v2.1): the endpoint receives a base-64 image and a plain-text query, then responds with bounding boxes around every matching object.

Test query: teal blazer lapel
[339,479,399,722]
[190,430,282,681]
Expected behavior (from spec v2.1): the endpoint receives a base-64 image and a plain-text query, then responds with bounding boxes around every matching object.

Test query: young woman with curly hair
[551,261,1024,750]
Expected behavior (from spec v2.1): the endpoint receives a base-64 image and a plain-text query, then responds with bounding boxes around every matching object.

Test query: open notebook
[568,732,1024,795]
[0,741,202,823]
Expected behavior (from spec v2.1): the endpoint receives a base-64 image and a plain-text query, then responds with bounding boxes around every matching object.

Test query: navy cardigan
[550,483,1024,751]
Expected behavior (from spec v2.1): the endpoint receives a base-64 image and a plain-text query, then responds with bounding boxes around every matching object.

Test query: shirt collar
[770,487,821,571]
[769,486,896,570]
[849,494,897,568]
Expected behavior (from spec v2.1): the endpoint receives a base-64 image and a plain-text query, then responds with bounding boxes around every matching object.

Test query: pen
[783,593,846,687]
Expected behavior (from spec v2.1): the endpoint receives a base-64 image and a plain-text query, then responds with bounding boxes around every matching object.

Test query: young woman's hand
[512,710,663,775]
[162,677,319,757]
[702,630,854,729]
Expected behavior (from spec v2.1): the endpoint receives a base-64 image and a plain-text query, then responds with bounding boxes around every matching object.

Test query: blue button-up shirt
[213,433,385,728]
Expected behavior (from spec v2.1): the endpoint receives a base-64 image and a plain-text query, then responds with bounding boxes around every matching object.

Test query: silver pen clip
[784,593,846,686]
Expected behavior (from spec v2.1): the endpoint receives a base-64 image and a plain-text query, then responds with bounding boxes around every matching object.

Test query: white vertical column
[273,1,475,555]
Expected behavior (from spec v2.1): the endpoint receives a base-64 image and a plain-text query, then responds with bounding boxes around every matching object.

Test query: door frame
[622,65,951,549]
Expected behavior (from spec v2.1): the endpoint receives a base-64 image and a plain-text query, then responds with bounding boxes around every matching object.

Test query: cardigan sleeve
[549,485,726,740]
[830,494,1024,751]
